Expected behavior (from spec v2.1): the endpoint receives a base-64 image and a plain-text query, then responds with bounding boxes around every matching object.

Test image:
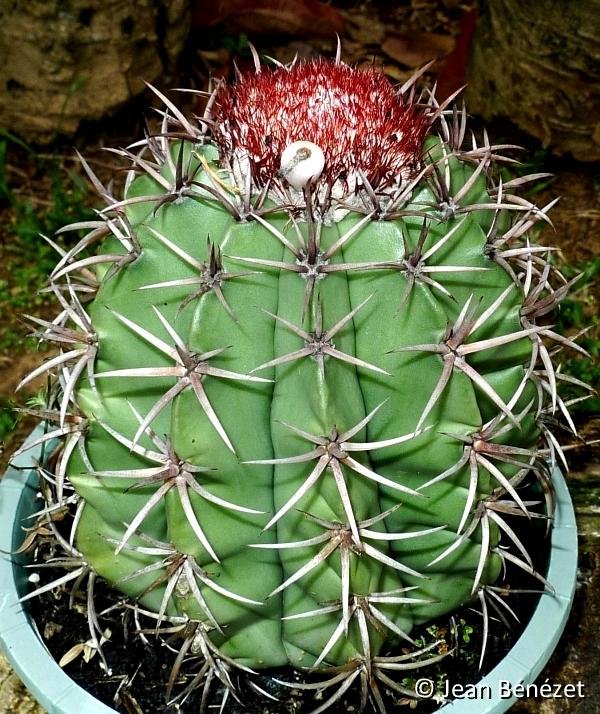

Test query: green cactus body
[17,57,575,708]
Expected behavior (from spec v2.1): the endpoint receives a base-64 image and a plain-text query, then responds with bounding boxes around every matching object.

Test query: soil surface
[25,513,547,713]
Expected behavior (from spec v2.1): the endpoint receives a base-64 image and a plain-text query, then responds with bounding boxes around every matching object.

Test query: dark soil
[26,576,528,713]
[23,476,550,714]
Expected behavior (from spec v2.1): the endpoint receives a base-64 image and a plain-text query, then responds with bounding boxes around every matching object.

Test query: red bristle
[214,59,433,191]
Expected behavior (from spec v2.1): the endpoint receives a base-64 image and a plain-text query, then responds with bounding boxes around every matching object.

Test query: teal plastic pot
[0,427,578,714]
[437,456,578,712]
[0,427,115,714]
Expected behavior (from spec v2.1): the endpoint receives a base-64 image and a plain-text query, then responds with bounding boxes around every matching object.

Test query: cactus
[14,54,586,711]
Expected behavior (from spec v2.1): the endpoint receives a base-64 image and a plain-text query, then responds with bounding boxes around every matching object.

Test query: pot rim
[0,426,578,714]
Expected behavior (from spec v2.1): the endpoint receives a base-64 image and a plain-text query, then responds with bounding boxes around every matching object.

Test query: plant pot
[0,427,578,714]
[0,427,115,714]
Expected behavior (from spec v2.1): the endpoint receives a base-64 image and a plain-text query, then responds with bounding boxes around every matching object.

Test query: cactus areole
[15,55,583,711]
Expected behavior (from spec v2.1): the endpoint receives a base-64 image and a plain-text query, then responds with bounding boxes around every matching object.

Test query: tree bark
[466,0,600,161]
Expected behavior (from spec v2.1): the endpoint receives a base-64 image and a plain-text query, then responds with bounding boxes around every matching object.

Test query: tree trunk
[466,0,600,161]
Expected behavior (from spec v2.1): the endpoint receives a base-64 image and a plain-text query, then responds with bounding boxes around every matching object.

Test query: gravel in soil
[0,655,44,714]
